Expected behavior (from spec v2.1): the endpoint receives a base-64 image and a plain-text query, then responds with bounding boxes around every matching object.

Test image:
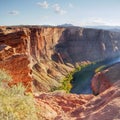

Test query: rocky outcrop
[0,55,32,92]
[0,27,31,91]
[0,26,120,92]
[91,63,120,95]
[35,91,94,120]
[91,72,112,95]
[71,80,120,120]
[35,80,120,120]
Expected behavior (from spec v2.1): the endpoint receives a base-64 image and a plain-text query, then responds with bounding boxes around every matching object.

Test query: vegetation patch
[0,69,38,120]
[54,62,91,93]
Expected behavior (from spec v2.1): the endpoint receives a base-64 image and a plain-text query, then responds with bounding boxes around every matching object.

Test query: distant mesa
[57,23,74,27]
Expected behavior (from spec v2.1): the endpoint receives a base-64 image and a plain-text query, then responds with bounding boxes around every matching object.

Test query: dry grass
[0,69,38,120]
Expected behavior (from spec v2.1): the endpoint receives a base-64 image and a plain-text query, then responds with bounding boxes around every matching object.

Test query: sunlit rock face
[35,80,120,120]
[91,72,112,95]
[0,28,32,91]
[0,26,120,92]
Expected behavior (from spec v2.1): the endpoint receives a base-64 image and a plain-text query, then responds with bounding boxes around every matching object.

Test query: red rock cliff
[0,27,32,91]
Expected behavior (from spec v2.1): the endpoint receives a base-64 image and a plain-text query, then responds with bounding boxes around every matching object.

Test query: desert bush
[58,72,73,93]
[55,62,91,93]
[0,69,12,86]
[0,69,38,120]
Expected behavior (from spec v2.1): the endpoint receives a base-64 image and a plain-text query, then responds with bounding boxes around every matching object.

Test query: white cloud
[69,3,73,8]
[52,4,66,15]
[8,10,19,15]
[79,17,116,26]
[37,1,49,9]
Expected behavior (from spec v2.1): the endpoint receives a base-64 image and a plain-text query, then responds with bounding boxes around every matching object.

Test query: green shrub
[0,69,38,120]
[58,72,73,93]
[54,62,91,93]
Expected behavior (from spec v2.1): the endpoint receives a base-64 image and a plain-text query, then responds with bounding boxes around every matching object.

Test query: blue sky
[0,0,120,26]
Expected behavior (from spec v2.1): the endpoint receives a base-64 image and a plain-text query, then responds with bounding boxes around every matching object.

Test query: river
[70,56,120,94]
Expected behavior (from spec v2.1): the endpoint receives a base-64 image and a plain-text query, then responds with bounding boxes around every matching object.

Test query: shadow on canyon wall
[51,28,120,65]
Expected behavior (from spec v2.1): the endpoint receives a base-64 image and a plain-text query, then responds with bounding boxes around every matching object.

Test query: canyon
[0,26,120,119]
